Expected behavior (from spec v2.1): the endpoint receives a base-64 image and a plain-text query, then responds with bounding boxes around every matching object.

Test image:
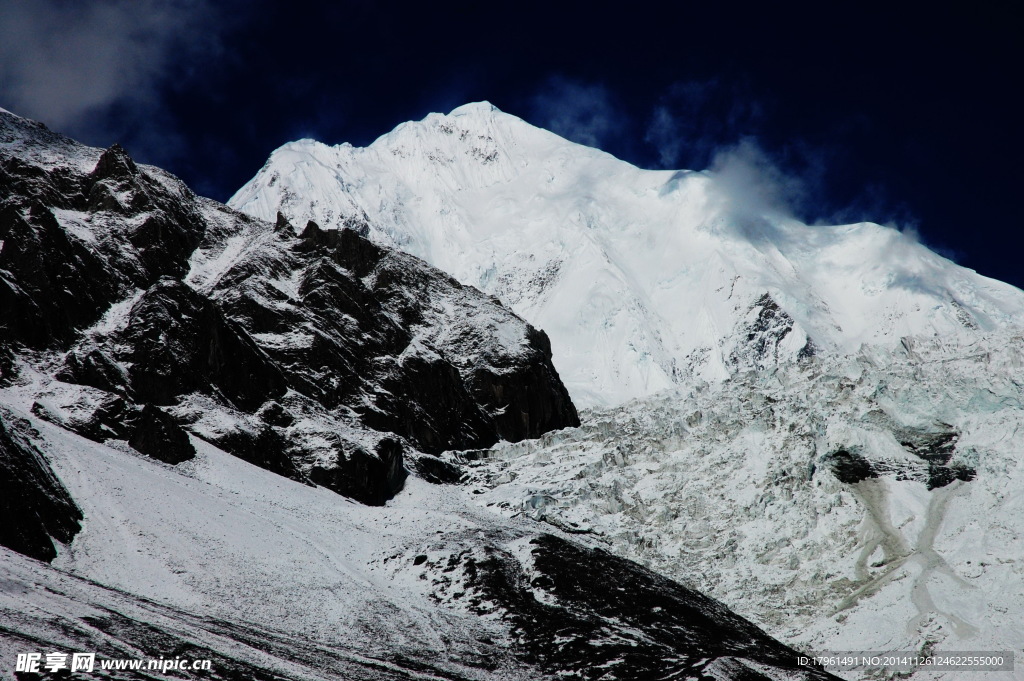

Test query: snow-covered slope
[0,397,838,681]
[457,332,1024,680]
[0,107,841,680]
[230,102,1024,407]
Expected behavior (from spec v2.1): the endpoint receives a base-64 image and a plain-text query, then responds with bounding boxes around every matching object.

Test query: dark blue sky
[2,1,1021,288]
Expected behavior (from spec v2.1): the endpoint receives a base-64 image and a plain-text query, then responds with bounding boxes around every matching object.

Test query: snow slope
[0,395,836,680]
[230,102,1024,407]
[0,397,531,680]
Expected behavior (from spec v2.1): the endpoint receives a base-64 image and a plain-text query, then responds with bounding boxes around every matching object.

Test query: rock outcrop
[0,410,82,562]
[0,108,578,506]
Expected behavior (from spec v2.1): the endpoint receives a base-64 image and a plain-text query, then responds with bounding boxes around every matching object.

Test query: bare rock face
[0,109,579,506]
[193,423,303,483]
[0,199,117,348]
[126,404,196,465]
[0,410,82,562]
[0,140,205,352]
[308,437,408,506]
[307,226,580,446]
[118,277,289,410]
[729,293,815,370]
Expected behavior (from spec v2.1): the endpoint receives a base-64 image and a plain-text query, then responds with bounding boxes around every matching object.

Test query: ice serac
[231,102,1024,407]
[0,108,577,506]
[463,332,1024,680]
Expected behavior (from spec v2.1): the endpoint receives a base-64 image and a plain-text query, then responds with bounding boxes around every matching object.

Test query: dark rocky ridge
[60,277,290,411]
[0,141,205,352]
[421,533,838,681]
[0,410,82,562]
[0,108,578,508]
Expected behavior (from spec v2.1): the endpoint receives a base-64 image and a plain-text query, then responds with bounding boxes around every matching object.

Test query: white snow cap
[230,103,1024,408]
[448,101,500,115]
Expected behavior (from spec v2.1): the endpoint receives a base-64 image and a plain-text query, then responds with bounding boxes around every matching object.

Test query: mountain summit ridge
[230,103,1024,407]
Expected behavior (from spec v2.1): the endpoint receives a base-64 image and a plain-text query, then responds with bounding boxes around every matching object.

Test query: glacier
[457,332,1024,680]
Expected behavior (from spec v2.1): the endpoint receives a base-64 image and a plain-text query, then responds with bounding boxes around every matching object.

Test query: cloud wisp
[0,0,229,161]
[529,76,622,149]
[643,78,765,170]
[707,138,807,221]
[643,80,924,238]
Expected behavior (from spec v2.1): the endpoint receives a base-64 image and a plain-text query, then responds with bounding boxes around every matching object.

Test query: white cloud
[708,138,805,220]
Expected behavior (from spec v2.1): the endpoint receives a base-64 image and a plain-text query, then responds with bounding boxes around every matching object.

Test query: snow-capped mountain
[0,107,838,680]
[228,103,1024,679]
[230,102,1024,408]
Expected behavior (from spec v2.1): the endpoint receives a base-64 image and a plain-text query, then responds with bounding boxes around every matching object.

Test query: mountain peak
[231,111,1024,407]
[447,101,501,116]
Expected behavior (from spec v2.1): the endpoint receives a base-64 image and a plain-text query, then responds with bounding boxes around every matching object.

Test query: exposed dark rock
[119,278,288,410]
[194,424,304,483]
[31,392,134,442]
[127,213,195,279]
[0,410,82,562]
[2,108,580,507]
[898,425,975,489]
[274,210,293,233]
[85,144,205,280]
[365,353,494,454]
[451,534,837,680]
[0,199,119,348]
[30,395,194,465]
[56,346,129,395]
[127,404,196,464]
[299,219,322,240]
[315,227,580,442]
[408,452,466,484]
[899,426,958,464]
[308,437,407,506]
[0,155,88,211]
[256,400,294,427]
[215,224,578,460]
[0,135,208,353]
[730,293,815,369]
[825,448,878,484]
[89,143,138,184]
[468,326,579,442]
[0,344,16,385]
[925,464,976,489]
